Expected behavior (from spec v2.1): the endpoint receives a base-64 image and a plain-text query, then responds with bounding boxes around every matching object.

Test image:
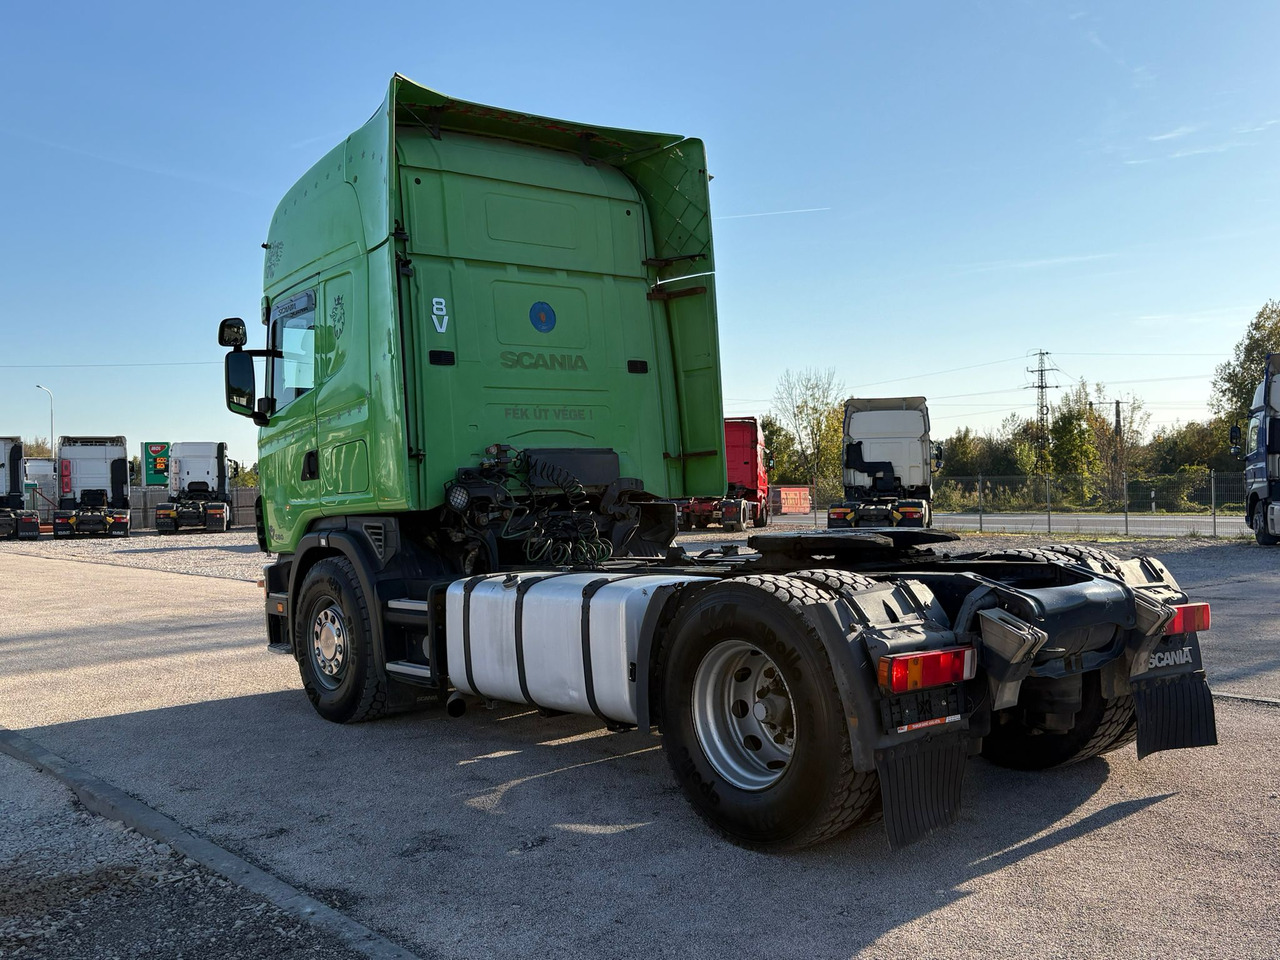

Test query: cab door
[259,287,320,552]
[314,268,373,513]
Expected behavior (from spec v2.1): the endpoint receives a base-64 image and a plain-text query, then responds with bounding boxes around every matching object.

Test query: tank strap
[460,575,495,699]
[513,574,569,709]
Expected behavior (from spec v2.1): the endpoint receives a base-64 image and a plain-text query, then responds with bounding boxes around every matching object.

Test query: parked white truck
[155,442,234,534]
[1230,352,1280,545]
[52,436,131,537]
[828,397,935,528]
[0,438,40,539]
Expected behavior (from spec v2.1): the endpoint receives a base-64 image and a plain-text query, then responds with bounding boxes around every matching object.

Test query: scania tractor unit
[678,417,770,531]
[1230,352,1280,545]
[220,75,1216,851]
[155,442,233,534]
[0,438,39,539]
[52,436,131,537]
[828,397,935,528]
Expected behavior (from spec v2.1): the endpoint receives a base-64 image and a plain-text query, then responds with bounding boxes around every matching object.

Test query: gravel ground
[0,753,372,960]
[0,530,269,582]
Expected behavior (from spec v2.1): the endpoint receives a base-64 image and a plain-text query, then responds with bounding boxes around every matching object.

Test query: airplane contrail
[714,206,832,220]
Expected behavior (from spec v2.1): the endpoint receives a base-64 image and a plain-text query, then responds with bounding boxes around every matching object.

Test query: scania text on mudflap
[221,75,1217,851]
[0,438,40,540]
[155,441,235,534]
[828,396,937,529]
[51,436,130,538]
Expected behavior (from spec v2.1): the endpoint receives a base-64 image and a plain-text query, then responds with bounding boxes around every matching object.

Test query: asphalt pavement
[0,543,1277,959]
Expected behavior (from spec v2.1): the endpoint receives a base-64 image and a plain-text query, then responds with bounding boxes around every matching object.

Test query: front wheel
[295,556,387,723]
[658,576,878,850]
[1255,502,1279,545]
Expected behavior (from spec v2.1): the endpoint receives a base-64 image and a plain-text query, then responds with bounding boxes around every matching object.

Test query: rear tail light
[61,461,71,494]
[1164,602,1210,635]
[878,646,977,694]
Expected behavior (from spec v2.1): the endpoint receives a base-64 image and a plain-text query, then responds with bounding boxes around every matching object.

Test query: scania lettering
[499,351,588,371]
[220,75,1217,851]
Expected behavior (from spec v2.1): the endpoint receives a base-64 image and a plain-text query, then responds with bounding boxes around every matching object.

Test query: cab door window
[1248,414,1262,456]
[269,289,317,410]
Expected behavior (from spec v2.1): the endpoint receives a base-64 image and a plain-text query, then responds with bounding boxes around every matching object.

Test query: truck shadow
[17,693,1175,959]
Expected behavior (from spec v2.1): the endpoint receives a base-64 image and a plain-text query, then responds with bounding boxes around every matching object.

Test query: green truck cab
[221,77,1217,853]
[222,74,725,560]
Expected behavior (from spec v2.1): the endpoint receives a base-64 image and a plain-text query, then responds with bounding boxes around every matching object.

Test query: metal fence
[27,485,259,531]
[37,475,1244,537]
[931,471,1249,537]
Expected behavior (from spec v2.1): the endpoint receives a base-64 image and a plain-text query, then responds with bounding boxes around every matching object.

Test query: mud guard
[1131,632,1217,758]
[874,732,969,849]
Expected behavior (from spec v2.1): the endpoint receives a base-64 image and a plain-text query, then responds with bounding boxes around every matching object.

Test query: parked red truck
[679,417,770,531]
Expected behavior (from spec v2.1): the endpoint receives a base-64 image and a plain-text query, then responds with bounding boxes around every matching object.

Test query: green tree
[759,415,801,484]
[1142,418,1236,474]
[1048,382,1101,478]
[1210,299,1280,426]
[770,367,845,490]
[232,462,260,488]
[22,436,52,457]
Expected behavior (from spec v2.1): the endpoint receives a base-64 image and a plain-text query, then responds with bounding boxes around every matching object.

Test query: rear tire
[658,575,878,850]
[752,505,768,528]
[295,556,387,723]
[982,671,1135,770]
[982,543,1124,576]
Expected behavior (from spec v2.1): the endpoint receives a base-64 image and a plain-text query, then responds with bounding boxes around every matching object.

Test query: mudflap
[1132,673,1217,758]
[1131,631,1218,759]
[874,732,968,849]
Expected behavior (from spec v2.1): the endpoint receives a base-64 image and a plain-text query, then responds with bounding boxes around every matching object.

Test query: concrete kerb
[0,724,422,960]
[1213,691,1280,708]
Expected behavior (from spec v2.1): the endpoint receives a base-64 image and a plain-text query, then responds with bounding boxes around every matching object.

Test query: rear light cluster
[878,646,976,694]
[1164,602,1210,635]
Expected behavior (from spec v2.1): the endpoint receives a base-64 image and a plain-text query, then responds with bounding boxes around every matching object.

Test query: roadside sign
[143,442,170,486]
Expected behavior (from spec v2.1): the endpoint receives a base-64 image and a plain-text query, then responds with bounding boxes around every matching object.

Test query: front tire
[295,556,387,723]
[658,576,878,850]
[1255,503,1278,545]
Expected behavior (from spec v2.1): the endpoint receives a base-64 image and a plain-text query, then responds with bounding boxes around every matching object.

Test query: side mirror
[219,317,248,348]
[1229,424,1242,445]
[225,352,260,420]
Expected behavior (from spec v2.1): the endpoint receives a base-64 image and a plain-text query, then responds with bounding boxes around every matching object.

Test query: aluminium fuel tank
[444,571,714,725]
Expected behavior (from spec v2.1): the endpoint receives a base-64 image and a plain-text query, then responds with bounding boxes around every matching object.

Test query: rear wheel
[752,504,768,528]
[295,556,387,723]
[982,671,1135,770]
[659,575,878,850]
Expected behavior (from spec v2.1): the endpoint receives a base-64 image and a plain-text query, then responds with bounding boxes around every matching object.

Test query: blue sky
[2,1,1275,465]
